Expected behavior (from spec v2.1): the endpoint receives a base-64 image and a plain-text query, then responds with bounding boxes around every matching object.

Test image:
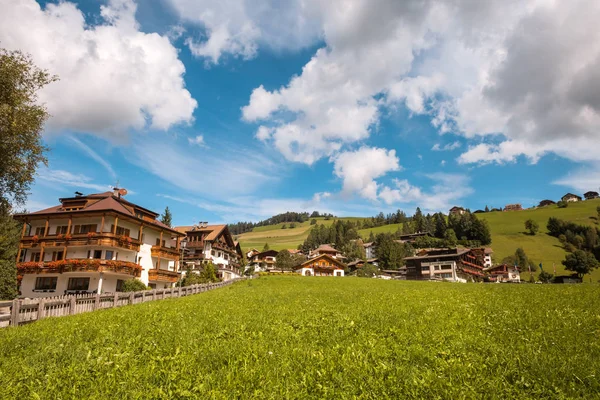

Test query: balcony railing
[151,245,180,259]
[148,269,179,283]
[21,233,141,251]
[17,258,142,277]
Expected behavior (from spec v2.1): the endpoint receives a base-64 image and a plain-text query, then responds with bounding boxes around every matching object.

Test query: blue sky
[3,0,600,226]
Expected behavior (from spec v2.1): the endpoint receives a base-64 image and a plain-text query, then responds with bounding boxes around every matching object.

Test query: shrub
[121,279,149,292]
[557,200,568,208]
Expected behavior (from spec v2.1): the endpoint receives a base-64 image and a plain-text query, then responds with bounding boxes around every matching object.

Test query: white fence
[0,278,244,328]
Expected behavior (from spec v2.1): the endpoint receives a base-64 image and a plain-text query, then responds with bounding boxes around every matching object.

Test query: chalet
[246,248,260,259]
[14,189,185,297]
[309,244,342,259]
[295,254,345,277]
[538,199,556,207]
[246,249,279,272]
[484,264,520,283]
[395,232,432,244]
[363,242,376,259]
[404,248,485,282]
[561,193,582,202]
[584,191,599,200]
[175,223,243,281]
[483,248,493,268]
[346,258,379,271]
[449,206,466,215]
[503,203,523,211]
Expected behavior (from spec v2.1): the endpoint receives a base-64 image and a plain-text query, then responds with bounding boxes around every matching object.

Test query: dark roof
[404,248,470,261]
[562,193,582,199]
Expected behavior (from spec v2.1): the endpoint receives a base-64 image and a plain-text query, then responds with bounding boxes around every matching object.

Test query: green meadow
[1,277,599,399]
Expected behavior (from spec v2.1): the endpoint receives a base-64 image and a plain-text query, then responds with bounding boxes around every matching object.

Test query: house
[584,191,599,200]
[404,247,486,282]
[449,206,466,215]
[538,199,556,207]
[395,232,432,244]
[484,264,520,283]
[346,258,379,271]
[246,249,279,272]
[483,248,493,268]
[295,254,345,277]
[309,244,342,259]
[503,203,523,211]
[246,248,259,259]
[363,242,376,259]
[175,223,243,281]
[561,193,582,202]
[14,189,185,297]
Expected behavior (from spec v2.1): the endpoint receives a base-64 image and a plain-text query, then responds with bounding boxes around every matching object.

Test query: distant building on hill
[538,199,556,207]
[584,191,599,200]
[485,264,520,283]
[296,254,345,277]
[404,248,486,282]
[449,206,466,215]
[395,232,432,244]
[561,193,582,202]
[503,203,523,211]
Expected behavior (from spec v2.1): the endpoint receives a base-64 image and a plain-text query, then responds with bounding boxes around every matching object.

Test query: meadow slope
[1,277,598,399]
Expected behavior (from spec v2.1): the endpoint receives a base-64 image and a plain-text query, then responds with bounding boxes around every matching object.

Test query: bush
[356,263,379,278]
[525,219,539,235]
[557,200,568,208]
[121,279,149,292]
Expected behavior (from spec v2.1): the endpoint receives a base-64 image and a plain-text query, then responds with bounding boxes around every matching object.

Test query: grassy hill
[236,200,600,280]
[1,277,599,398]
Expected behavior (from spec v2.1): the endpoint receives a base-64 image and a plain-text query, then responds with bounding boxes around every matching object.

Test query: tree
[597,206,600,220]
[356,263,379,278]
[281,224,287,229]
[538,270,554,283]
[0,208,20,299]
[485,205,490,213]
[0,49,54,210]
[310,219,317,225]
[289,222,296,228]
[443,229,458,247]
[342,241,365,261]
[121,279,149,292]
[562,250,599,278]
[160,206,172,227]
[525,219,539,235]
[275,250,293,272]
[375,233,411,270]
[262,243,270,251]
[200,262,219,283]
[515,248,528,270]
[557,200,568,208]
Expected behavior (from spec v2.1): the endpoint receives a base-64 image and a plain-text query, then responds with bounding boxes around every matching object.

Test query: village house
[503,203,523,211]
[449,206,466,215]
[404,248,486,282]
[584,191,599,200]
[309,244,343,259]
[14,190,184,298]
[246,248,259,259]
[395,232,432,244]
[296,254,345,277]
[484,264,520,283]
[561,193,582,202]
[175,223,243,281]
[246,249,278,272]
[346,258,379,272]
[538,199,556,207]
[484,248,493,268]
[363,242,376,259]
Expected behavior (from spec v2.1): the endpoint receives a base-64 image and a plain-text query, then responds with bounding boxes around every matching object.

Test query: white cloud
[331,147,400,201]
[432,141,461,152]
[311,192,331,203]
[188,135,207,147]
[36,168,113,193]
[553,164,600,193]
[0,0,197,141]
[66,136,117,180]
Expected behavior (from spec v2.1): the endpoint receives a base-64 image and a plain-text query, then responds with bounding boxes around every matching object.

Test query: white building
[363,242,376,259]
[246,249,278,272]
[484,248,493,268]
[15,190,184,298]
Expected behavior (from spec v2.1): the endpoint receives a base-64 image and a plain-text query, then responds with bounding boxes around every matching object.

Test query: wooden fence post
[152,290,157,301]
[69,297,76,315]
[129,292,134,305]
[94,294,100,310]
[178,287,182,297]
[10,299,20,327]
[113,292,118,308]
[37,299,46,321]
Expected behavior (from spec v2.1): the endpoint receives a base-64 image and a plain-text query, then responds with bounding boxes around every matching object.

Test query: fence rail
[0,278,245,328]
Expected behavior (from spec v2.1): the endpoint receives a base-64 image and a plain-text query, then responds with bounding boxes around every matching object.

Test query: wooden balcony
[20,233,141,251]
[186,241,205,249]
[17,258,142,277]
[151,245,180,259]
[148,269,179,283]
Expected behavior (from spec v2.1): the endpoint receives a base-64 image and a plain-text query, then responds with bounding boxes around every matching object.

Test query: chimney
[113,187,120,198]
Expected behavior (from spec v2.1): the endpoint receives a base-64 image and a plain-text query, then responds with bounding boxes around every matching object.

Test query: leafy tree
[121,279,149,292]
[160,206,172,227]
[289,222,296,229]
[375,233,411,270]
[562,250,599,278]
[281,224,287,229]
[368,231,375,243]
[515,248,528,270]
[356,263,379,278]
[0,49,54,209]
[310,219,317,225]
[538,270,554,283]
[443,229,458,247]
[275,250,294,272]
[342,240,365,261]
[262,243,270,251]
[525,219,539,235]
[200,262,219,283]
[0,208,20,299]
[557,200,568,208]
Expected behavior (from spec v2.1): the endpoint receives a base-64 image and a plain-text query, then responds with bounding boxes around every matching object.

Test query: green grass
[358,223,403,239]
[1,276,599,398]
[478,199,600,281]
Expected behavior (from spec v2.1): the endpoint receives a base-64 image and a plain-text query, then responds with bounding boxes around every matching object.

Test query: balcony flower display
[32,235,39,243]
[87,232,96,239]
[64,233,72,241]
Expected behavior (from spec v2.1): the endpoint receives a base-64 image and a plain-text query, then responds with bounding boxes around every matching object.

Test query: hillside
[1,277,598,398]
[235,200,600,280]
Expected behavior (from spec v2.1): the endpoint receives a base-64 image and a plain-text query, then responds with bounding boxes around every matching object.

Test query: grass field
[1,276,599,398]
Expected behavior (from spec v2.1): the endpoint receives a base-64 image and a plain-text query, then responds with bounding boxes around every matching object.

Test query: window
[441,273,452,279]
[55,226,69,235]
[51,251,64,261]
[421,267,430,272]
[116,279,125,292]
[111,225,130,237]
[211,250,215,256]
[18,250,26,262]
[441,264,453,270]
[67,278,90,291]
[34,227,45,236]
[35,277,57,291]
[105,250,114,260]
[93,250,102,259]
[73,224,97,234]
[30,252,41,262]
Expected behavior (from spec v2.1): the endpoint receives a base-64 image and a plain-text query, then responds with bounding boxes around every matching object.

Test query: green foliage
[310,219,317,225]
[525,219,539,235]
[121,279,149,292]
[0,277,599,398]
[281,224,287,229]
[443,229,458,247]
[0,207,20,299]
[538,270,554,283]
[262,243,270,251]
[159,206,172,227]
[341,240,365,261]
[275,250,293,272]
[562,250,600,278]
[374,233,412,270]
[181,263,220,286]
[557,200,568,208]
[355,263,379,278]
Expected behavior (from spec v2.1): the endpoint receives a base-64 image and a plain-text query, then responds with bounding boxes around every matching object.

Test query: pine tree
[160,206,173,227]
[262,243,270,251]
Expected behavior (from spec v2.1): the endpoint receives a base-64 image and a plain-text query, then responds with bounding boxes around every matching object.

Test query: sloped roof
[299,253,345,269]
[315,244,338,252]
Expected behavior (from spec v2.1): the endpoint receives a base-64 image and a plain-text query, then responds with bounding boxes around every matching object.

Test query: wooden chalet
[395,232,432,244]
[404,248,485,282]
[584,191,599,200]
[561,193,582,202]
[13,189,185,297]
[247,249,279,272]
[503,203,523,211]
[175,223,243,281]
[296,254,345,277]
[449,206,466,215]
[310,244,342,259]
[538,199,556,207]
[484,264,520,283]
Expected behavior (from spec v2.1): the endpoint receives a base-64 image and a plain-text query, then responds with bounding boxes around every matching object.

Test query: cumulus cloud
[188,135,207,147]
[432,141,461,152]
[0,0,197,141]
